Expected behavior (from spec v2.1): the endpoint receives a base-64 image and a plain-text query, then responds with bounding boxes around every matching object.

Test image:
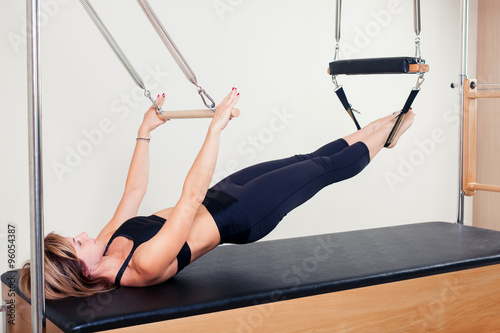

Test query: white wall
[1,0,474,281]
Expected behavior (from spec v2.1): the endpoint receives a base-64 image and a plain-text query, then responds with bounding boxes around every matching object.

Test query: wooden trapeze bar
[158,108,240,120]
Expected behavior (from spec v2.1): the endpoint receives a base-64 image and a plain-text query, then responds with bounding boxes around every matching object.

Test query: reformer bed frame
[4,222,500,332]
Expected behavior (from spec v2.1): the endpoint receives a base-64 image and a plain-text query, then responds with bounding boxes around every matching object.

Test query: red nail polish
[232,87,235,91]
[237,93,240,96]
[162,93,165,97]
[157,94,159,98]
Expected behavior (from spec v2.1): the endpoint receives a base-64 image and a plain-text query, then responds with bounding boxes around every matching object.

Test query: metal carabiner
[144,90,164,114]
[414,36,422,63]
[332,75,340,90]
[197,87,216,112]
[414,73,425,90]
[334,42,340,61]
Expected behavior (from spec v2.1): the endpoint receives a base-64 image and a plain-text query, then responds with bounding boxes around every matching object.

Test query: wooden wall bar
[473,0,500,230]
[462,79,500,196]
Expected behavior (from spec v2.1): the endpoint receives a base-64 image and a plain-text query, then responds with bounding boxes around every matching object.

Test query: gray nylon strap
[79,0,147,91]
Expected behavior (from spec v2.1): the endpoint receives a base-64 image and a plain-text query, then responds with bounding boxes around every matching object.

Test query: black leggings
[202,139,370,244]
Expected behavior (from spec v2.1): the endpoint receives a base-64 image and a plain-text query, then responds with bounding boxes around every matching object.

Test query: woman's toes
[386,111,415,148]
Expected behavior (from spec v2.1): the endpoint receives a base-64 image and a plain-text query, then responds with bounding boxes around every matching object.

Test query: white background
[1,0,476,289]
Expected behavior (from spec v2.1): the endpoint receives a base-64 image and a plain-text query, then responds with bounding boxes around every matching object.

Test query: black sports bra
[103,215,191,286]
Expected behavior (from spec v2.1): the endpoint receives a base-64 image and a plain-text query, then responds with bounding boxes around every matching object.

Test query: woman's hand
[209,88,240,132]
[139,93,167,136]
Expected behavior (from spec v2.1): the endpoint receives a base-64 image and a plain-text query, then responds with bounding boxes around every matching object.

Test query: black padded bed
[3,222,500,332]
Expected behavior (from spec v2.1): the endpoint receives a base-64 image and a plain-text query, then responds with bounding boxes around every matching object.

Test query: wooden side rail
[158,108,240,120]
[462,78,500,196]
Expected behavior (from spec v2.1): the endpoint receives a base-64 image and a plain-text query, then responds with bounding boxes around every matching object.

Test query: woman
[19,88,414,299]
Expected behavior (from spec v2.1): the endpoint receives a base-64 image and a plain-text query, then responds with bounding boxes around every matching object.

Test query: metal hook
[334,43,340,61]
[414,36,422,63]
[414,73,425,90]
[197,88,216,111]
[332,75,340,90]
[144,90,164,114]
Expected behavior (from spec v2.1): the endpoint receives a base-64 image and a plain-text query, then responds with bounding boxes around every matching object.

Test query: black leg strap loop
[335,86,361,131]
[385,89,420,147]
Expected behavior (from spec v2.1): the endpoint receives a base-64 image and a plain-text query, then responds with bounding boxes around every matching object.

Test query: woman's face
[65,232,105,275]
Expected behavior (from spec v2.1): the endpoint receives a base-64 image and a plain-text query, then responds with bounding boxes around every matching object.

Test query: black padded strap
[329,57,424,75]
[385,89,420,147]
[335,87,361,130]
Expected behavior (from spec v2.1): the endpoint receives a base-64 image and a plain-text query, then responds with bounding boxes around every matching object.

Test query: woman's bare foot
[343,112,407,146]
[367,114,395,133]
[386,109,415,148]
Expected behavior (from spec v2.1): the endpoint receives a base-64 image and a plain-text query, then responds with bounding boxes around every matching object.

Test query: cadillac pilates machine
[4,0,500,332]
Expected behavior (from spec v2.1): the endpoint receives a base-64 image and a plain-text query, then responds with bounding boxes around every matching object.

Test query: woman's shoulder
[122,255,178,287]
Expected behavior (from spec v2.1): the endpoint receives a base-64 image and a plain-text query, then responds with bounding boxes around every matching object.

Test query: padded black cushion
[4,222,500,332]
[329,56,424,75]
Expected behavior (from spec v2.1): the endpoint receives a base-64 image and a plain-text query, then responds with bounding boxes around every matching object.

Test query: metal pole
[27,0,46,331]
[413,0,421,36]
[457,0,469,224]
[335,0,342,43]
[334,0,342,60]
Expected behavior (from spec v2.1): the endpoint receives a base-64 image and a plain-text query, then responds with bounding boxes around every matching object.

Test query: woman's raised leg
[234,110,415,242]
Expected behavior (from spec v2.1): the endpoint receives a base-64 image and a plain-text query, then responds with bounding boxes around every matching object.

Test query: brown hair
[18,232,116,300]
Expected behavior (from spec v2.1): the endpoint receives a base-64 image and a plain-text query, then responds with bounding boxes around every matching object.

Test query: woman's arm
[134,89,240,281]
[97,95,167,241]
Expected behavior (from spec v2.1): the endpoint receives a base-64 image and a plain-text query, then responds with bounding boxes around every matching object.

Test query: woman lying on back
[20,88,414,299]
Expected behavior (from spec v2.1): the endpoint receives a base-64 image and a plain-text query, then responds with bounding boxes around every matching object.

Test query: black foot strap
[335,86,361,130]
[385,89,420,147]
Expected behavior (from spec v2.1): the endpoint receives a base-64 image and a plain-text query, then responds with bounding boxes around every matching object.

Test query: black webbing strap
[385,89,420,147]
[335,87,361,130]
